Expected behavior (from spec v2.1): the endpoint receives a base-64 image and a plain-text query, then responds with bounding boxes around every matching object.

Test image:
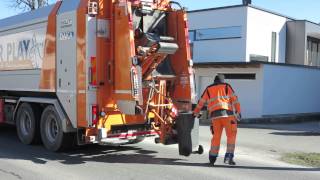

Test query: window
[189,30,195,43]
[250,54,268,62]
[195,26,242,40]
[271,32,277,62]
[223,73,256,80]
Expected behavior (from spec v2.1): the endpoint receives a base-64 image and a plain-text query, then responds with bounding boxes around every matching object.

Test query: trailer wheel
[40,105,74,152]
[16,103,39,145]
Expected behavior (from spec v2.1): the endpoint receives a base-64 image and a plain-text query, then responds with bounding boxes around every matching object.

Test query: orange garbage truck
[0,0,200,154]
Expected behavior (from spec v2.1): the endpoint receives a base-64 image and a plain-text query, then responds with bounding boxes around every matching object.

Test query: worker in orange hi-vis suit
[193,75,241,166]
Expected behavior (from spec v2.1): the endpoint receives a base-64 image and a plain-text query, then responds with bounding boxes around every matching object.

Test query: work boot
[209,155,217,166]
[224,153,236,166]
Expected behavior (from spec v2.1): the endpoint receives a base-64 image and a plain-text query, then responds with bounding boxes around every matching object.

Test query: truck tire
[127,136,145,144]
[16,103,40,145]
[40,105,75,152]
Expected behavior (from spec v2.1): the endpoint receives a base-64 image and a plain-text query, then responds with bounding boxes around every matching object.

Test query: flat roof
[193,61,320,70]
[292,20,320,28]
[188,4,296,21]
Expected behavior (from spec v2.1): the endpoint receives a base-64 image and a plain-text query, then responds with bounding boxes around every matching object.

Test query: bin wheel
[127,136,145,144]
[198,145,204,154]
[154,137,160,144]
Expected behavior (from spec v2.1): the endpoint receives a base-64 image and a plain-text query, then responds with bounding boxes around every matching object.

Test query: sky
[0,0,319,23]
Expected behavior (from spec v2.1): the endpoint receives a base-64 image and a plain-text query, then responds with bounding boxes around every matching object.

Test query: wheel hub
[46,114,59,143]
[20,112,32,136]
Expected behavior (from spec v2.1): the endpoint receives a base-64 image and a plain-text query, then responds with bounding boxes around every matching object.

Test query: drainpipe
[242,0,252,5]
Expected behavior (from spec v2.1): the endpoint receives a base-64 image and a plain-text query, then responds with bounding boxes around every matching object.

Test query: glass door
[312,42,318,66]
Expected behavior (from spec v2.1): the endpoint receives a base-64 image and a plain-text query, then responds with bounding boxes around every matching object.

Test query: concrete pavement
[0,122,320,180]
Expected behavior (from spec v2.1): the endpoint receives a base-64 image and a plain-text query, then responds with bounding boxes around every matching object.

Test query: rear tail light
[90,57,97,86]
[92,105,98,125]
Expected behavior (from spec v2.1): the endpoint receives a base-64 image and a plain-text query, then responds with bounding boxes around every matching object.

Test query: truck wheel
[40,105,74,152]
[16,103,39,145]
[127,136,145,144]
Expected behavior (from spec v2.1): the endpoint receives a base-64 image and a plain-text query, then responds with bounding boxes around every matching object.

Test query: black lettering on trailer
[7,43,12,61]
[0,45,3,61]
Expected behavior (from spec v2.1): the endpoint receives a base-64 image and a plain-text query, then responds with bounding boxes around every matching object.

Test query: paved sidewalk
[199,121,320,163]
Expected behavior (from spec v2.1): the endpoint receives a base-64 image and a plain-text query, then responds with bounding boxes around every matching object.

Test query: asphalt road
[0,123,320,180]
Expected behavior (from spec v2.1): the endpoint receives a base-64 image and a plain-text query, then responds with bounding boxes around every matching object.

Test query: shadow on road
[1,126,319,172]
[270,131,320,136]
[238,121,320,137]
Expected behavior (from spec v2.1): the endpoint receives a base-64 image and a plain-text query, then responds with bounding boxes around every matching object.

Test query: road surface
[0,122,320,180]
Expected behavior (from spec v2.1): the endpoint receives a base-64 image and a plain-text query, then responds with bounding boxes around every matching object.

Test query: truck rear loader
[0,0,199,153]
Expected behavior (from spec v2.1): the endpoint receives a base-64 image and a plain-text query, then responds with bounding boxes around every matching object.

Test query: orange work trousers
[209,116,237,157]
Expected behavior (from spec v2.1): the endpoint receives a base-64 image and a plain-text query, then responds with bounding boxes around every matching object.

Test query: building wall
[188,6,288,64]
[305,21,320,38]
[194,64,320,120]
[262,64,320,116]
[286,21,306,65]
[188,7,247,62]
[194,66,264,119]
[246,7,287,63]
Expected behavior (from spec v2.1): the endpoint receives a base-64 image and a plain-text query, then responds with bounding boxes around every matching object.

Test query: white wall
[188,7,247,62]
[194,66,264,119]
[246,7,287,63]
[194,64,320,119]
[262,64,320,116]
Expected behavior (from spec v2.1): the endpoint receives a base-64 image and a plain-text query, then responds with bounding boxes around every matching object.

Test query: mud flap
[176,112,202,156]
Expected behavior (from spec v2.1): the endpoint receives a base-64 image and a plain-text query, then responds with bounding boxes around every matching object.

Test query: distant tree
[9,0,49,11]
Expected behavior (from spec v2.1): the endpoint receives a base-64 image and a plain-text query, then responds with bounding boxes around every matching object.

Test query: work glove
[192,113,202,119]
[235,113,242,122]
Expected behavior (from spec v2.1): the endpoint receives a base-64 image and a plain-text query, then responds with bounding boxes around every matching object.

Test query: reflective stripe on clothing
[209,151,219,157]
[208,95,231,104]
[226,144,236,153]
[197,99,206,107]
[210,146,220,151]
[232,101,240,106]
[208,93,237,104]
[199,98,206,104]
[208,102,233,112]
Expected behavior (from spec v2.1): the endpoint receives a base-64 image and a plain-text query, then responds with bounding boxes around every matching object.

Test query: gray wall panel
[0,70,41,91]
[286,21,306,65]
[56,10,78,128]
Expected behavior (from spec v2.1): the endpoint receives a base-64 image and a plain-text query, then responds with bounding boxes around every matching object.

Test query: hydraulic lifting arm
[130,0,195,144]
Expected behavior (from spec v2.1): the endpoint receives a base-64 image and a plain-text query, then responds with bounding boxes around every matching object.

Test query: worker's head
[214,74,225,83]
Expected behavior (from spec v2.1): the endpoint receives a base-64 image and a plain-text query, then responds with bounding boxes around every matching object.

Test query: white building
[188,4,320,119]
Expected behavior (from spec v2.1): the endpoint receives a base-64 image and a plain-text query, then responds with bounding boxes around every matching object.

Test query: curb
[199,114,320,125]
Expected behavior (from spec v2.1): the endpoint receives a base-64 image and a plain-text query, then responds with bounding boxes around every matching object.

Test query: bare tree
[10,0,50,11]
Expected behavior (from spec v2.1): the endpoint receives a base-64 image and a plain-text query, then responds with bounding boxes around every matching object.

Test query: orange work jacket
[194,83,241,118]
